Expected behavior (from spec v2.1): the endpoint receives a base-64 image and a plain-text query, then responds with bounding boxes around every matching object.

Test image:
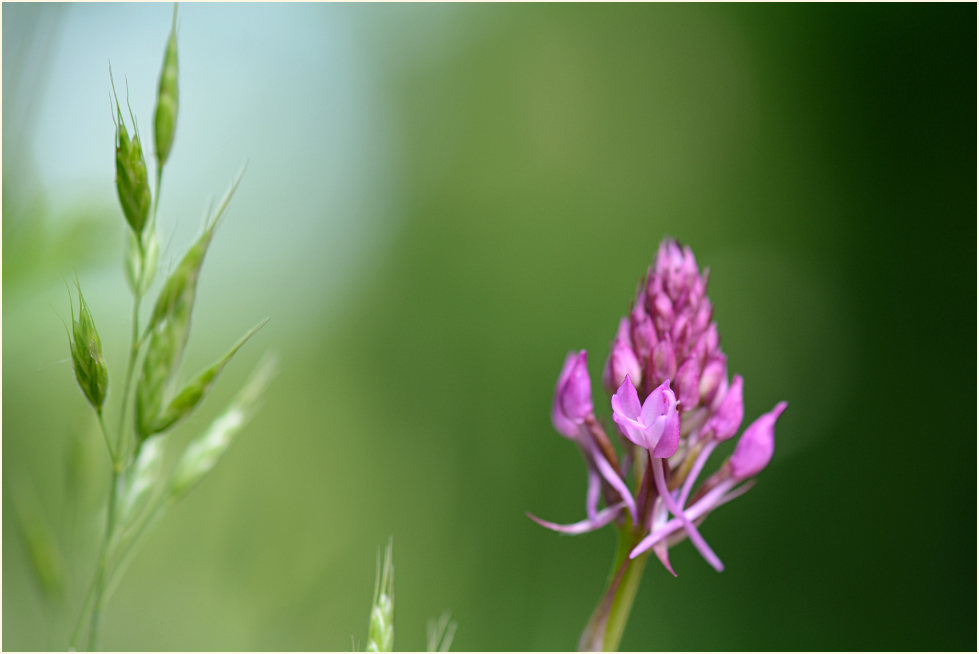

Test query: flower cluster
[531,238,787,575]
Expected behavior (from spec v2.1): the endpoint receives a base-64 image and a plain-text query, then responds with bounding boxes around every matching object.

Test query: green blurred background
[3,3,975,651]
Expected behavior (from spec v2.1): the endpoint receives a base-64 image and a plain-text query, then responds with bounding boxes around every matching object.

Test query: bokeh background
[3,3,975,651]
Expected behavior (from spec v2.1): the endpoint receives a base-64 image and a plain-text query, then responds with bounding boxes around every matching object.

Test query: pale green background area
[3,3,974,651]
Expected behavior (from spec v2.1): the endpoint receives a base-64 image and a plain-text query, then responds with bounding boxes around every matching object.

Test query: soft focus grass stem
[87,467,120,650]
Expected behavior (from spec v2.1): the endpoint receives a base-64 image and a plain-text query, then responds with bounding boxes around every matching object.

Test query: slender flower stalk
[530,238,787,651]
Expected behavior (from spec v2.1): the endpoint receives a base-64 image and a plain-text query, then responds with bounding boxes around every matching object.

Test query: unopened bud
[552,350,592,439]
[630,307,656,362]
[674,356,701,409]
[708,374,743,441]
[602,319,642,395]
[698,354,726,405]
[651,340,676,385]
[729,401,787,479]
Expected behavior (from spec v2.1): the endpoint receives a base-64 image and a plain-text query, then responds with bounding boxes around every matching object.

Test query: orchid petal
[652,457,724,572]
[585,467,601,522]
[653,540,677,577]
[527,502,625,535]
[590,444,637,522]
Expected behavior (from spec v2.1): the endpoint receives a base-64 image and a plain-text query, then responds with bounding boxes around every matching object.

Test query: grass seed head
[367,542,395,652]
[112,76,151,235]
[151,320,267,434]
[136,226,218,440]
[154,6,179,168]
[68,281,109,410]
[135,173,243,441]
[169,355,278,500]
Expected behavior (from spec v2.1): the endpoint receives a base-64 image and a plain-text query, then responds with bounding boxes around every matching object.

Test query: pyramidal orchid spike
[534,237,788,626]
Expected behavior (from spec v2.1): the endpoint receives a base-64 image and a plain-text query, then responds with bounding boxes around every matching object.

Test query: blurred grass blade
[8,479,65,602]
[367,540,395,652]
[151,319,268,434]
[116,434,166,532]
[169,353,278,500]
[426,611,457,652]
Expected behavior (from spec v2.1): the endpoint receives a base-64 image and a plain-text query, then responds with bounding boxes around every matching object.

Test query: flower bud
[154,7,179,167]
[708,374,743,441]
[68,282,108,410]
[112,79,151,235]
[552,350,592,439]
[692,299,712,334]
[674,356,701,409]
[698,354,726,405]
[630,307,656,362]
[651,340,676,385]
[652,292,674,332]
[729,401,787,479]
[602,319,642,395]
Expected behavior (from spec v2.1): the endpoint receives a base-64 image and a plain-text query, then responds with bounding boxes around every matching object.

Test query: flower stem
[96,410,117,467]
[578,521,649,652]
[87,466,120,650]
[115,293,142,458]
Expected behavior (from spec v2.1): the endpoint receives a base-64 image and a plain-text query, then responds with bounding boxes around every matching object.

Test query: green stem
[68,578,96,650]
[115,293,142,460]
[602,544,648,651]
[104,496,170,600]
[87,467,120,650]
[96,410,117,467]
[578,522,649,652]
